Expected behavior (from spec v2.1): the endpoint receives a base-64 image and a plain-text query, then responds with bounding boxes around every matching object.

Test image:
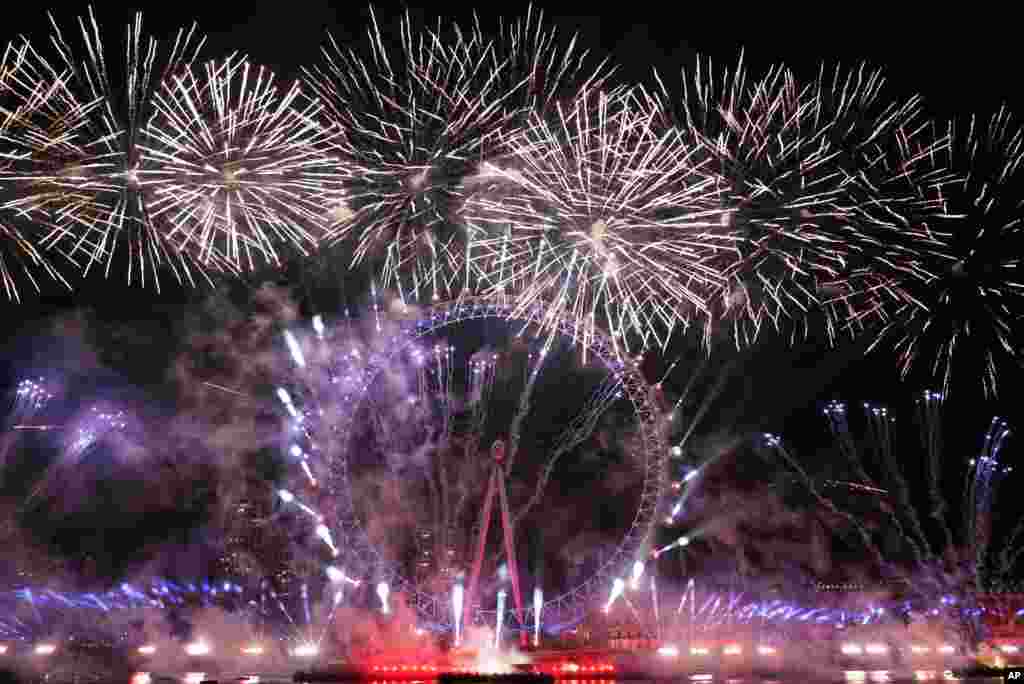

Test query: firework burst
[0,9,216,291]
[302,12,519,301]
[304,8,613,304]
[0,42,68,301]
[644,56,945,347]
[143,53,339,272]
[864,109,1024,397]
[461,88,727,349]
[0,40,83,300]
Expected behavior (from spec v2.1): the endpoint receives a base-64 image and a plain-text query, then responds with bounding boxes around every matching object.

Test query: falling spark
[284,330,306,368]
[532,587,543,647]
[376,582,390,615]
[453,582,464,646]
[603,577,625,613]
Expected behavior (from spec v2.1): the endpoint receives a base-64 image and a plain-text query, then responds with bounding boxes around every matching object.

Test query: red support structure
[497,468,526,645]
[463,468,497,637]
[462,440,527,646]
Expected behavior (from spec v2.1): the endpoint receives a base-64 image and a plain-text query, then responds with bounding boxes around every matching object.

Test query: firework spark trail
[143,54,339,271]
[917,390,954,551]
[866,109,1024,397]
[996,517,1024,585]
[966,417,1011,590]
[863,401,935,564]
[0,221,70,302]
[443,352,499,558]
[760,432,888,574]
[64,406,129,461]
[662,356,737,510]
[771,400,1023,628]
[822,400,930,568]
[26,404,131,504]
[453,351,498,539]
[201,380,250,399]
[0,9,217,291]
[269,587,296,628]
[5,378,55,428]
[673,578,696,625]
[1,378,56,468]
[513,370,622,525]
[502,345,547,476]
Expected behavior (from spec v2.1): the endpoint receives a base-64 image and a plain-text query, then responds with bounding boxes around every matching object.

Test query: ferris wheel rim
[319,295,669,626]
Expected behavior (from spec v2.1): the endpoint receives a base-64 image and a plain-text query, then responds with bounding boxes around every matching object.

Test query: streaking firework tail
[765,397,1017,637]
[284,330,307,368]
[758,430,888,575]
[6,378,56,428]
[462,88,728,350]
[650,575,660,640]
[0,9,215,291]
[652,535,690,559]
[143,54,340,271]
[26,404,132,504]
[1,378,57,468]
[863,401,935,565]
[823,400,931,568]
[315,524,338,556]
[966,417,1012,590]
[916,390,953,551]
[325,565,360,588]
[277,488,321,521]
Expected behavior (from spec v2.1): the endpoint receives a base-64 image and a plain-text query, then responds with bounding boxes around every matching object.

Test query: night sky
[0,2,1020,589]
